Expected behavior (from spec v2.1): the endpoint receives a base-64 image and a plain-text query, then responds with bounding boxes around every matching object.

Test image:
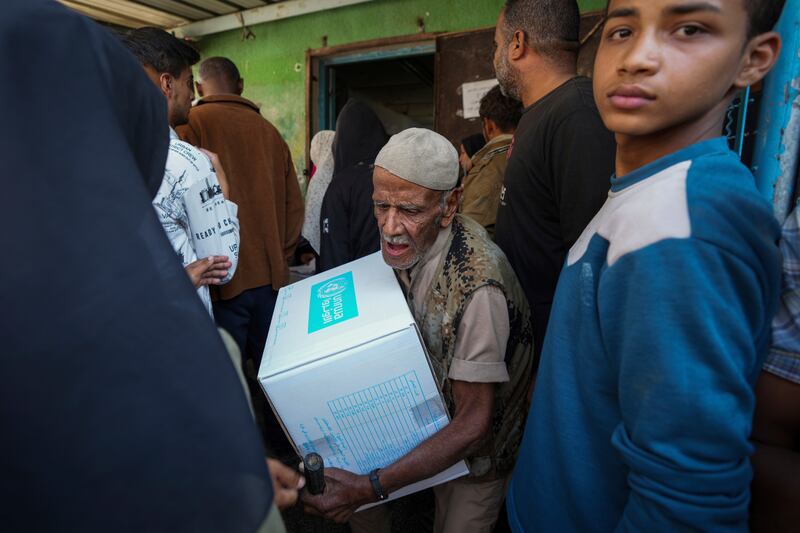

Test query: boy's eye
[607,27,633,41]
[676,24,705,37]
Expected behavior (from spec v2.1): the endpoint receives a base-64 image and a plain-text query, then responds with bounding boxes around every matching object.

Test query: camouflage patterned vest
[416,215,534,480]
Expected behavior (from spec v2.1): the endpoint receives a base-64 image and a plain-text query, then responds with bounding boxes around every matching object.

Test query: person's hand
[185,255,231,288]
[299,252,315,265]
[198,148,230,198]
[301,467,374,523]
[267,458,305,510]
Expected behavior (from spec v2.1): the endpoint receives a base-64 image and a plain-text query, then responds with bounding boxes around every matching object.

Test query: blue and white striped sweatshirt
[507,137,781,532]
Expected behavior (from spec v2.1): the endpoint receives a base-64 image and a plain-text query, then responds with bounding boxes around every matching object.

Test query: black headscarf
[0,1,273,531]
[332,100,389,174]
[461,133,486,158]
[318,100,389,271]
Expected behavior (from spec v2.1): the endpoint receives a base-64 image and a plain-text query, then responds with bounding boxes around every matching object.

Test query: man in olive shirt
[493,0,616,360]
[460,85,522,238]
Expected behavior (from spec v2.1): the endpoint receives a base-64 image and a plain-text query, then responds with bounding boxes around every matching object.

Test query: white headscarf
[302,130,335,254]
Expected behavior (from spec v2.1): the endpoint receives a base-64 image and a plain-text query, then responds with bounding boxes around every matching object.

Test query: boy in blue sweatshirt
[507,1,786,531]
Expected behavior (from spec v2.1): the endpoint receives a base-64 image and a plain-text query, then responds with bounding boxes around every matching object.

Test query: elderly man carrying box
[303,128,534,532]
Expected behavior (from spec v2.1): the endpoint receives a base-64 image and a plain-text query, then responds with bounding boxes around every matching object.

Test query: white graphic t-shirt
[152,128,239,314]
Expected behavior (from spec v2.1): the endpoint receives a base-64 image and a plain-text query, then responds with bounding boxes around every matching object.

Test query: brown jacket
[459,134,513,239]
[177,94,304,299]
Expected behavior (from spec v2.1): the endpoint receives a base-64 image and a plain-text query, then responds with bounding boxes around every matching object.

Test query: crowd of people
[3,0,797,531]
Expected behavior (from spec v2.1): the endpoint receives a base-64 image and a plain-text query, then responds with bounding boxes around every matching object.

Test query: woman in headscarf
[458,132,487,176]
[1,1,277,530]
[318,100,389,271]
[302,130,335,255]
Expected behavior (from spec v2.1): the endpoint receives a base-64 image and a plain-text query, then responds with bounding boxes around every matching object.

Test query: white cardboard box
[258,252,469,506]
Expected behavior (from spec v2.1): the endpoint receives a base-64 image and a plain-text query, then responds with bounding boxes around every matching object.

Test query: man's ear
[509,30,526,61]
[734,31,782,89]
[440,187,463,228]
[195,81,204,97]
[159,72,173,98]
[237,78,244,95]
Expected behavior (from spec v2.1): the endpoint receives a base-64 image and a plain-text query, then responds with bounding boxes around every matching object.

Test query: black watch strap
[368,468,389,501]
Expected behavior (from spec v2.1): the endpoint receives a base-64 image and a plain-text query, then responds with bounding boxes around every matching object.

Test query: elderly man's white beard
[381,232,421,270]
[381,208,444,270]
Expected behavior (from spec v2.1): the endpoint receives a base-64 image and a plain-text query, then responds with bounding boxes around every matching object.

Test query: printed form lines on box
[327,371,441,474]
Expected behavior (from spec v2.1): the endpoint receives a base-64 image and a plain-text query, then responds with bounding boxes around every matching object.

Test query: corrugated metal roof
[58,0,287,29]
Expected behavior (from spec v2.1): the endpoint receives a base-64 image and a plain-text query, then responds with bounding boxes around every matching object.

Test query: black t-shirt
[495,76,616,359]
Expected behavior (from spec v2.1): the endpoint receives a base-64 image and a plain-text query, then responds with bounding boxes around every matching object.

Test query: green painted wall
[195,0,607,180]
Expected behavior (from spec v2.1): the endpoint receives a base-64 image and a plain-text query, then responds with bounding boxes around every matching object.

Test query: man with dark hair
[121,27,200,127]
[459,85,522,238]
[177,56,304,422]
[493,0,616,360]
[121,28,241,316]
[197,56,243,94]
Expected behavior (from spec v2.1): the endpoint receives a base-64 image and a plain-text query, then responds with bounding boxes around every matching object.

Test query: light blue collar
[610,137,731,193]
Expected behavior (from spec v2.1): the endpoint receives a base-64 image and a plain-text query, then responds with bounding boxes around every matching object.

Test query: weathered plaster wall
[194,0,607,178]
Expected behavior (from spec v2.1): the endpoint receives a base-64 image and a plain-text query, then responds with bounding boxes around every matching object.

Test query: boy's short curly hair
[479,86,524,133]
[745,0,786,37]
[120,27,199,78]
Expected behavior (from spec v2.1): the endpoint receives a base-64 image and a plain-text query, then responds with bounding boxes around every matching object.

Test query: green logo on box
[308,271,358,333]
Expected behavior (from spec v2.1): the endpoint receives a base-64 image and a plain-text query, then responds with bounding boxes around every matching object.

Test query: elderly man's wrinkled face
[372,167,459,270]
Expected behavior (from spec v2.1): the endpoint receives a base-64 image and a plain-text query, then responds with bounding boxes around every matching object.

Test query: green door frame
[317,42,436,131]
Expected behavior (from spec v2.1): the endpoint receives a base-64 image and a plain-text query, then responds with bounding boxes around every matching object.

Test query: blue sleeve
[598,237,773,532]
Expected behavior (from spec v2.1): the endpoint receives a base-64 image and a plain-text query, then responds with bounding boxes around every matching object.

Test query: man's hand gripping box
[258,252,469,505]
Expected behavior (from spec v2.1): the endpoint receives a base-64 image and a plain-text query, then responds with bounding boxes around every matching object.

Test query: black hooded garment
[318,100,389,272]
[0,1,273,531]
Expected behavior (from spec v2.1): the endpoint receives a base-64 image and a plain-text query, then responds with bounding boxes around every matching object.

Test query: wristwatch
[368,468,389,501]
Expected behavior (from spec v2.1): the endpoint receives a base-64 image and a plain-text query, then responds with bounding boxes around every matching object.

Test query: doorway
[310,39,436,137]
[328,53,436,134]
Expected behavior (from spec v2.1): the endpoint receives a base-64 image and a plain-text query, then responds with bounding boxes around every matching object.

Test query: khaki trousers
[348,475,509,533]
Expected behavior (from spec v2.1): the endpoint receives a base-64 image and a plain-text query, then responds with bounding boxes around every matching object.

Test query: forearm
[751,442,800,531]
[302,378,494,521]
[379,416,483,495]
[375,378,495,497]
[750,371,800,531]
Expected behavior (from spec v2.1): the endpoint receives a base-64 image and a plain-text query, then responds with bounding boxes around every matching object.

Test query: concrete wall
[193,0,607,179]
